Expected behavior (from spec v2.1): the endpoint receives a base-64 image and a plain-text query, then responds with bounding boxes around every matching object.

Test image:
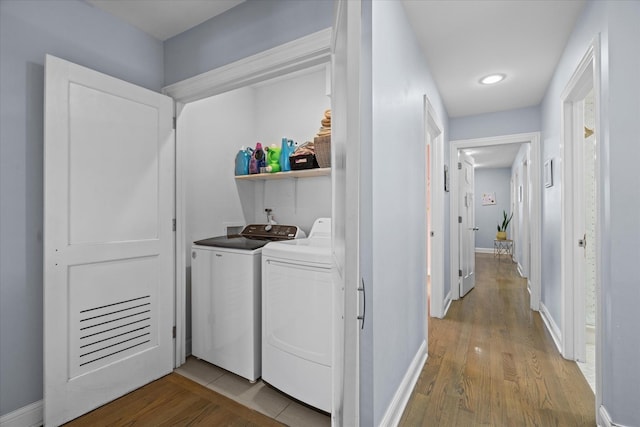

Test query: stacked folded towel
[316,109,331,137]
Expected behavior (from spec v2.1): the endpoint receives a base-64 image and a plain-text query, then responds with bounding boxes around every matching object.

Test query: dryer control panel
[241,224,305,240]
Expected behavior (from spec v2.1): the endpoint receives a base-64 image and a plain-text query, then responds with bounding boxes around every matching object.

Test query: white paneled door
[459,151,476,297]
[44,55,175,426]
[331,0,362,423]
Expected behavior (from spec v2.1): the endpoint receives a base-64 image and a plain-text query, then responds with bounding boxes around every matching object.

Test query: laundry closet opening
[177,62,332,356]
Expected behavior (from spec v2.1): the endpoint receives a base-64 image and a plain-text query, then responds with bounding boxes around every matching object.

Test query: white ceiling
[402,0,585,118]
[86,0,245,41]
[403,0,585,169]
[87,0,585,169]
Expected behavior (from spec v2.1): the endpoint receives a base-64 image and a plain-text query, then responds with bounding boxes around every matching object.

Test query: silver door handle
[357,278,365,330]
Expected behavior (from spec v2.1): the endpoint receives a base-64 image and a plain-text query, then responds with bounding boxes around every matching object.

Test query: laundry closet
[178,63,332,354]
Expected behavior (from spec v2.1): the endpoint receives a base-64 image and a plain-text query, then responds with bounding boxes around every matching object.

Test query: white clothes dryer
[261,218,333,413]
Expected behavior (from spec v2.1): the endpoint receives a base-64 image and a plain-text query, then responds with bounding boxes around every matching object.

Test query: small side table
[494,239,514,262]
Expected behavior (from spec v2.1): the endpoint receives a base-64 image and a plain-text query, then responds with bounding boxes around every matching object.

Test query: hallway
[400,253,595,426]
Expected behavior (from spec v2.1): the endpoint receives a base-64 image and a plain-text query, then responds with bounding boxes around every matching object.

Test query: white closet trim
[163,28,332,104]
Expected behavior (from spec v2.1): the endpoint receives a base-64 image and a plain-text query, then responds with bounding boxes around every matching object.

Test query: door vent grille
[74,295,153,370]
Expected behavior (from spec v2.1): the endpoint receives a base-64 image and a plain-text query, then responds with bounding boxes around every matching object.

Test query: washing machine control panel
[241,224,302,240]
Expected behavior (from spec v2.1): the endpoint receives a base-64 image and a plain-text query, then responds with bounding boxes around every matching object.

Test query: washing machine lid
[193,224,305,251]
[193,235,268,251]
[262,237,332,265]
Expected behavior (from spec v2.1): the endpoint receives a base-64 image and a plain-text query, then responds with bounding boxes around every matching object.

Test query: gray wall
[164,0,333,85]
[359,1,450,424]
[0,0,164,416]
[474,168,512,250]
[540,1,640,424]
[449,106,540,141]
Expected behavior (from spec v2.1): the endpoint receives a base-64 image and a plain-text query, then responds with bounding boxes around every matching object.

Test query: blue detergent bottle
[235,146,252,176]
[279,137,293,172]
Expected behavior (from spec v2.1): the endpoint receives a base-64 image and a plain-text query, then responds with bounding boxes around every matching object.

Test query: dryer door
[263,259,332,366]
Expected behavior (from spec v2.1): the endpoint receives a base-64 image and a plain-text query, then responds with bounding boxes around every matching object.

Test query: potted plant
[496,210,513,240]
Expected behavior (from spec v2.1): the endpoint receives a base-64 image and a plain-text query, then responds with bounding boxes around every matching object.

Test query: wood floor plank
[64,373,284,426]
[400,253,596,426]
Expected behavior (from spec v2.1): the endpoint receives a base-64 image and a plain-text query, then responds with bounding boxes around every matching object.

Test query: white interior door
[425,97,444,318]
[44,55,175,426]
[332,0,362,423]
[459,152,476,297]
[574,91,597,364]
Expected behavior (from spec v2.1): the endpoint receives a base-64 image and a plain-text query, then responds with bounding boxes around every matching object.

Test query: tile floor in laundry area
[174,356,331,426]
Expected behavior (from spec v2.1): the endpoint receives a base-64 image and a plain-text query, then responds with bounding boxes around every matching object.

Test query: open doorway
[560,38,601,397]
[424,96,445,321]
[455,143,530,296]
[576,88,597,392]
[449,132,541,309]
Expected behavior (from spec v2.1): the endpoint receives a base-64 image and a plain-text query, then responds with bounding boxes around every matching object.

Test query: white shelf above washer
[235,168,331,181]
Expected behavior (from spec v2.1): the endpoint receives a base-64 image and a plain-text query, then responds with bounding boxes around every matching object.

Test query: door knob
[471,227,479,231]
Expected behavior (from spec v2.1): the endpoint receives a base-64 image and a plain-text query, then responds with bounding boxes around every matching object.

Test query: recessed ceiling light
[480,74,506,85]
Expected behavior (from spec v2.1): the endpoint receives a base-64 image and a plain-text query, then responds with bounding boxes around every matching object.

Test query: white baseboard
[443,291,452,317]
[475,247,493,254]
[517,262,525,277]
[599,405,614,427]
[0,400,42,427]
[379,340,427,427]
[598,404,630,427]
[539,302,562,354]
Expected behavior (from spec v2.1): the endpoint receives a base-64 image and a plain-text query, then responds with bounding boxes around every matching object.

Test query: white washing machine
[191,224,305,382]
[261,218,333,412]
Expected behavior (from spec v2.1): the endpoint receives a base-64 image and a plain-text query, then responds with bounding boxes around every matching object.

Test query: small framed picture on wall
[544,159,553,188]
[482,192,496,205]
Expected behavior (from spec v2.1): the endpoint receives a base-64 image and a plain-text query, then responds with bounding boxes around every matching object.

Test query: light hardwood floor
[64,373,284,426]
[64,253,594,426]
[399,253,596,426]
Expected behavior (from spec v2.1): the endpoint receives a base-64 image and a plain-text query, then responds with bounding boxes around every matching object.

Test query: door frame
[449,132,541,310]
[511,170,519,264]
[521,158,530,277]
[424,95,445,319]
[559,36,601,413]
[162,28,349,421]
[163,27,331,367]
[560,36,600,361]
